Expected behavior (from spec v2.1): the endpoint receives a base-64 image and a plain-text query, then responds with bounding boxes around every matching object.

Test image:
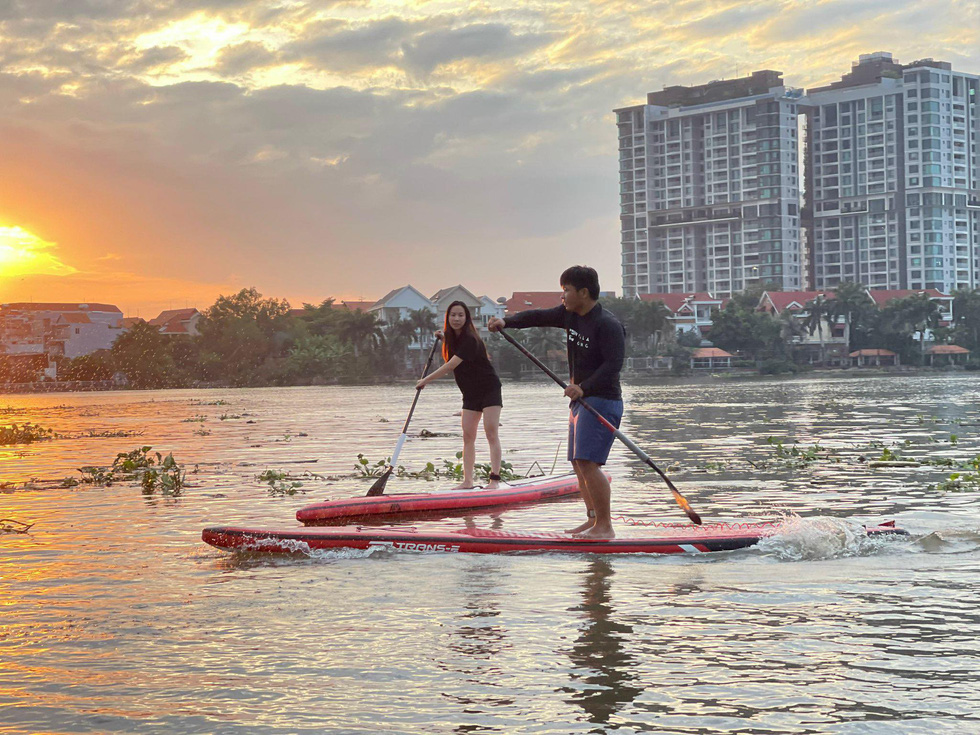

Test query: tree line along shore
[4,284,980,391]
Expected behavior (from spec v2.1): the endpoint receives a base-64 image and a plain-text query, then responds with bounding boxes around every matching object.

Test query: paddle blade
[366,466,394,496]
[672,489,702,525]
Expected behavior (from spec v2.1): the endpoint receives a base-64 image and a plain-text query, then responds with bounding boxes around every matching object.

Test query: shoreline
[1,365,976,394]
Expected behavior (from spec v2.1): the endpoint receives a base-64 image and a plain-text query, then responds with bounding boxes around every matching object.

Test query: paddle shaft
[498,328,701,524]
[390,336,442,467]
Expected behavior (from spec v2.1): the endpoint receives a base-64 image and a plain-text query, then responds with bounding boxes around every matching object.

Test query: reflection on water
[562,559,643,727]
[1,376,980,733]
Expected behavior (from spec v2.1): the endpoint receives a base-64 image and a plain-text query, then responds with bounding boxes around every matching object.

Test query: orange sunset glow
[0,0,976,315]
[0,225,75,279]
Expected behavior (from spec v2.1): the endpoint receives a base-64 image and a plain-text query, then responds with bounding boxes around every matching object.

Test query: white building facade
[805,52,980,292]
[0,303,124,358]
[617,70,805,297]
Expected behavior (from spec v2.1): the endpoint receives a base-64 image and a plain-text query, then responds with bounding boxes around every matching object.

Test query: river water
[1,375,979,734]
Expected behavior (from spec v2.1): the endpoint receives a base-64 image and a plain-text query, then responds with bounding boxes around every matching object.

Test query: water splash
[757,516,910,561]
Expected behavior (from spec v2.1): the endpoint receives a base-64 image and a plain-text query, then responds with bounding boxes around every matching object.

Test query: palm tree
[634,299,672,354]
[952,288,980,351]
[382,317,418,373]
[828,282,873,352]
[335,310,384,357]
[407,307,437,369]
[803,295,833,365]
[301,299,339,337]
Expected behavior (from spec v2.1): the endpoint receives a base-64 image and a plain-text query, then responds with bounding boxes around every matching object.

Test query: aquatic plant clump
[75,446,186,495]
[932,455,980,493]
[354,453,521,483]
[257,469,305,496]
[0,423,56,446]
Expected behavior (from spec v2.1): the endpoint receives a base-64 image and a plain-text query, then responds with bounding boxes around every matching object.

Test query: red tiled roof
[0,302,121,313]
[505,291,563,314]
[692,347,733,358]
[122,317,145,328]
[639,292,721,313]
[927,344,970,354]
[867,289,950,306]
[149,308,198,326]
[849,349,896,357]
[160,321,188,333]
[59,313,91,324]
[333,300,375,312]
[762,290,835,312]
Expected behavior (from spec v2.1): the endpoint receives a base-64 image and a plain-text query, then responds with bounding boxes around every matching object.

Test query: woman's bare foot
[452,482,478,490]
[486,480,499,489]
[565,518,595,534]
[577,524,615,540]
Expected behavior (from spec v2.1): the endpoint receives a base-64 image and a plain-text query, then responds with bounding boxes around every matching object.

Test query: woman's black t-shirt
[452,332,501,398]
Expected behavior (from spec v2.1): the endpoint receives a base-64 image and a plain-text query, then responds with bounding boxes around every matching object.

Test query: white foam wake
[756,516,907,561]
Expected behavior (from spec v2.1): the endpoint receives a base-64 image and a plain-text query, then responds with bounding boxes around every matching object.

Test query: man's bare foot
[486,481,499,490]
[452,482,478,490]
[577,524,615,540]
[565,518,595,534]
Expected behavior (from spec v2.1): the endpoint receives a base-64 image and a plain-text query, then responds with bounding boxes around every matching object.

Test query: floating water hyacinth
[0,423,56,446]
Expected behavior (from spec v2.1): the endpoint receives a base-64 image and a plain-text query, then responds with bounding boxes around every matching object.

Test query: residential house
[866,289,953,343]
[504,291,618,316]
[0,303,124,367]
[149,308,201,336]
[504,291,564,315]
[430,285,504,338]
[333,300,374,312]
[640,292,725,340]
[477,296,506,330]
[369,285,438,351]
[758,290,848,365]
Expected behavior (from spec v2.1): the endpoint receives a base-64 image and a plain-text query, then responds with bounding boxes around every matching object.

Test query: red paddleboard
[295,472,597,525]
[202,521,908,556]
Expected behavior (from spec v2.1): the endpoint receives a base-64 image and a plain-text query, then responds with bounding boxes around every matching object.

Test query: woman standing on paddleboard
[416,300,504,489]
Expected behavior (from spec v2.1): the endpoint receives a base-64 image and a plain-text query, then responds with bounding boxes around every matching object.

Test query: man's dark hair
[560,265,600,300]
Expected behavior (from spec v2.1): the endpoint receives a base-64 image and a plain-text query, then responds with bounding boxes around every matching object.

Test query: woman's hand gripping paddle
[367,336,443,496]
[498,328,702,525]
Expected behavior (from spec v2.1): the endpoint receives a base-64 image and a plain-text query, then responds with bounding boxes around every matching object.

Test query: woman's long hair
[442,300,485,362]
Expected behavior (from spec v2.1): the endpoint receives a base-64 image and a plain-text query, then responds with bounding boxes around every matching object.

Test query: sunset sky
[0,0,976,316]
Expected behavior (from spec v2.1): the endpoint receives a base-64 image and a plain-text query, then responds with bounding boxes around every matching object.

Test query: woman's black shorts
[462,385,503,412]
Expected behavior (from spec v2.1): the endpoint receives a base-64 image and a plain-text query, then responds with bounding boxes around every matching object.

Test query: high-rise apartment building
[806,52,980,292]
[616,71,805,297]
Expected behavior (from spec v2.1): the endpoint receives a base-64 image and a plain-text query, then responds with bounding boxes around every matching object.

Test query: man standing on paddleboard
[488,265,625,539]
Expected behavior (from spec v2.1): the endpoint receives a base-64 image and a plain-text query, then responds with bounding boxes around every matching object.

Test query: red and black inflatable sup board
[203,521,907,556]
[295,472,597,525]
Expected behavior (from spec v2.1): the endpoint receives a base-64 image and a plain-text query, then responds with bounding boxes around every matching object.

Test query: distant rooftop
[0,302,121,313]
[646,70,785,108]
[808,52,954,94]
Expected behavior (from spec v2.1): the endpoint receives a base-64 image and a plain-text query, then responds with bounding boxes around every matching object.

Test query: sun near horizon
[0,224,76,281]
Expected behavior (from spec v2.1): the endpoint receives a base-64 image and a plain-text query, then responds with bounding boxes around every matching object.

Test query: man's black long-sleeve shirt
[504,303,625,400]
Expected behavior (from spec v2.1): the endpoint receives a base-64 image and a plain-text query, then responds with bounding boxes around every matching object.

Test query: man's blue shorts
[568,396,624,465]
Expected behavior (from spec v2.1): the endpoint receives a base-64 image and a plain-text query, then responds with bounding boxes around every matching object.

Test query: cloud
[0,0,976,312]
[400,23,558,76]
[283,16,413,73]
[121,44,189,72]
[214,40,278,75]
